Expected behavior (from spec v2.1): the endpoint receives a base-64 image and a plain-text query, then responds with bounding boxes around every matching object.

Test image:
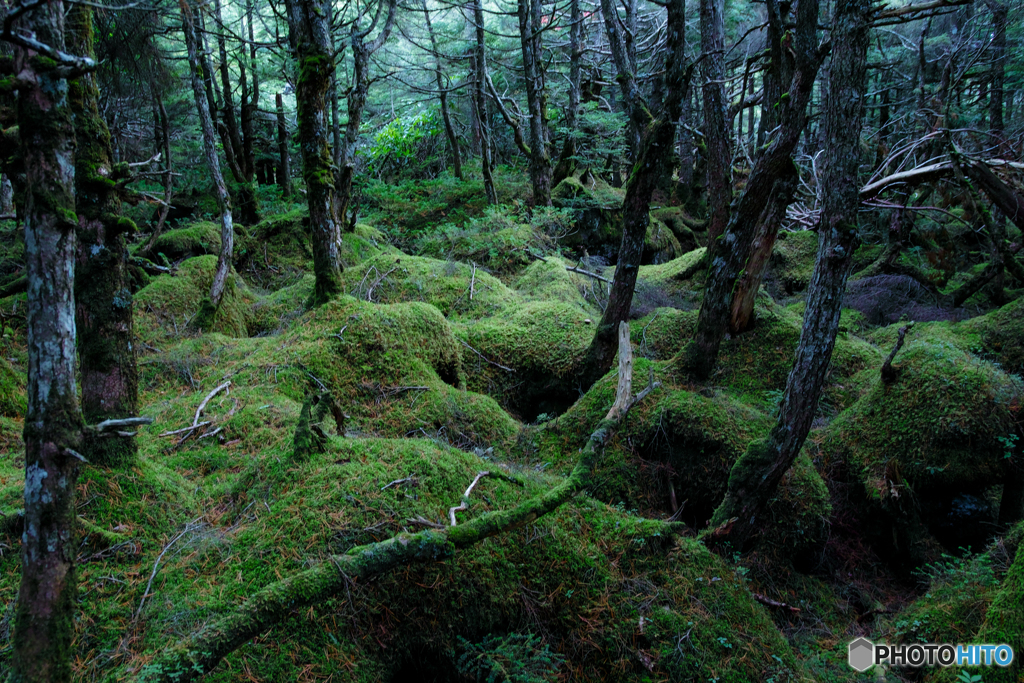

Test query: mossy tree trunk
[699,0,731,245]
[337,0,397,231]
[68,3,139,468]
[472,0,497,204]
[986,1,1007,141]
[141,323,659,683]
[179,0,235,324]
[678,0,821,381]
[581,0,691,387]
[706,0,871,552]
[285,0,342,304]
[8,1,87,679]
[518,0,551,206]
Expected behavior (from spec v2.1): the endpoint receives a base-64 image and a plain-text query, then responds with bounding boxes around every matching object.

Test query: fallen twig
[469,261,477,301]
[135,518,203,619]
[449,471,493,526]
[753,592,801,613]
[382,476,417,491]
[193,381,231,428]
[566,264,611,284]
[459,339,514,373]
[881,324,912,384]
[159,421,210,437]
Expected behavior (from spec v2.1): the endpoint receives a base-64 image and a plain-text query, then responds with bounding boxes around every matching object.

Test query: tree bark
[707,0,871,552]
[986,1,1007,140]
[700,0,731,244]
[552,0,582,186]
[518,0,551,205]
[422,0,462,180]
[598,0,644,152]
[678,0,821,381]
[581,0,691,387]
[472,0,497,204]
[9,1,85,680]
[180,0,235,324]
[286,0,343,304]
[337,0,397,231]
[69,3,139,468]
[275,92,292,197]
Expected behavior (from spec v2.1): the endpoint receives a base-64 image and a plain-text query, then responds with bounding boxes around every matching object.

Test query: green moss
[768,229,819,296]
[960,295,1024,376]
[0,356,25,418]
[514,255,598,312]
[145,221,222,261]
[135,255,253,342]
[820,341,1020,509]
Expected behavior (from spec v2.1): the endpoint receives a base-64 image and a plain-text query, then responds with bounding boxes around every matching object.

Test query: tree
[2,0,88,679]
[286,0,343,304]
[699,0,731,245]
[179,0,236,327]
[471,0,497,204]
[69,2,140,468]
[517,0,552,205]
[707,0,873,552]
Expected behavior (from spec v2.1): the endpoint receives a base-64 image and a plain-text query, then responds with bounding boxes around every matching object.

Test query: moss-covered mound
[534,367,831,557]
[458,301,594,420]
[135,255,254,341]
[341,253,518,320]
[147,221,222,261]
[819,340,1022,558]
[513,255,600,313]
[127,438,810,683]
[961,294,1024,376]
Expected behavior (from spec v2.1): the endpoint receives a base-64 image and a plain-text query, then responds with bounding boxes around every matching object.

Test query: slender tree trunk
[10,1,85,679]
[143,91,174,254]
[986,0,1007,140]
[472,0,497,204]
[518,0,551,205]
[678,0,821,380]
[700,0,731,244]
[276,92,292,197]
[216,0,245,175]
[581,0,691,386]
[69,4,139,468]
[181,0,235,324]
[552,0,582,186]
[707,0,871,552]
[598,0,644,151]
[423,0,462,180]
[286,0,342,303]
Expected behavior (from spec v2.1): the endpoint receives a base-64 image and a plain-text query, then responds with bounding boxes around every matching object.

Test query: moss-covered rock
[458,301,594,420]
[135,255,254,341]
[147,221,222,261]
[341,253,519,321]
[819,340,1022,561]
[514,255,600,313]
[764,229,818,298]
[960,294,1024,376]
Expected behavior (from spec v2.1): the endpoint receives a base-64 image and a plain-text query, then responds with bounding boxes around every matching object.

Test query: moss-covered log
[139,323,658,682]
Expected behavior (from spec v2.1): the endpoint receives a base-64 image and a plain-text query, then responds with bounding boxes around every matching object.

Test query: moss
[457,301,594,419]
[971,537,1024,681]
[960,294,1024,376]
[341,253,519,321]
[145,221,222,261]
[412,208,549,278]
[514,255,599,312]
[766,229,819,297]
[0,356,25,418]
[135,255,253,342]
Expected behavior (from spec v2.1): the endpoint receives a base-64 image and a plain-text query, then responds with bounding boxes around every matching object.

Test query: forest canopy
[0,0,1022,680]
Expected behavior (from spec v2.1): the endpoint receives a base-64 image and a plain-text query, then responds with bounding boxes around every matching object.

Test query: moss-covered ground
[0,180,1021,683]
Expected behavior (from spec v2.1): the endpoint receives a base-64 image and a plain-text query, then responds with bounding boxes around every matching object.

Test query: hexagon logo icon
[848,638,874,672]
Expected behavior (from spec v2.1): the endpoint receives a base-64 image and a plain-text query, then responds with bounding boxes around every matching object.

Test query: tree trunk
[422,0,462,180]
[707,0,871,552]
[552,0,582,186]
[216,0,245,177]
[337,0,397,231]
[598,0,643,152]
[581,0,691,386]
[518,0,551,205]
[286,0,343,304]
[180,0,235,325]
[472,0,497,204]
[678,0,821,381]
[276,92,292,197]
[986,1,1007,139]
[700,0,731,244]
[9,1,85,679]
[69,4,139,469]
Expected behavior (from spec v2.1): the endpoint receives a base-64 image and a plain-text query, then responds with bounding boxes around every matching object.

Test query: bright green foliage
[365,109,445,181]
[146,221,222,261]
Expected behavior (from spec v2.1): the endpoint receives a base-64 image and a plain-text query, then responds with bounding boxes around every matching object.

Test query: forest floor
[0,169,1022,682]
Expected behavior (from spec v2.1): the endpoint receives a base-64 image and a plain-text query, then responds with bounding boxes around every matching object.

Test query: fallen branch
[449,471,493,526]
[141,322,659,683]
[459,339,515,373]
[193,381,231,428]
[381,476,417,491]
[86,416,154,436]
[880,325,911,384]
[752,592,801,613]
[159,421,210,437]
[135,519,203,619]
[566,264,611,284]
[469,262,477,301]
